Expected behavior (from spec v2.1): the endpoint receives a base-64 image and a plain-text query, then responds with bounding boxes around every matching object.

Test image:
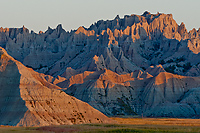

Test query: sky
[0,0,200,33]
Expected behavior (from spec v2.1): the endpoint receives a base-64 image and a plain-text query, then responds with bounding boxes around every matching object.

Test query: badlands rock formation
[0,47,114,126]
[0,11,199,77]
[63,66,200,118]
[0,11,200,119]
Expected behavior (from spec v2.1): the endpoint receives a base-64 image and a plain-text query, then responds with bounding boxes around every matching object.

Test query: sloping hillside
[0,47,114,126]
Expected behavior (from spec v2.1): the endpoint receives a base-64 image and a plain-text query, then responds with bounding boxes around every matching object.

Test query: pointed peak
[75,26,86,34]
[77,26,85,30]
[56,24,64,33]
[55,24,65,35]
[192,28,197,32]
[39,31,43,34]
[179,22,187,30]
[22,25,28,30]
[45,26,53,34]
[22,25,27,30]
[0,27,5,32]
[31,30,35,34]
[180,22,185,27]
[21,25,29,33]
[56,24,63,29]
[189,28,197,34]
[114,15,120,20]
[142,11,151,16]
[48,26,52,30]
[178,22,188,35]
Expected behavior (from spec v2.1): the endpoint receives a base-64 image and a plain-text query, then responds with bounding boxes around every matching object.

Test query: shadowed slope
[0,47,114,127]
[63,69,147,116]
[142,72,200,117]
[0,49,28,126]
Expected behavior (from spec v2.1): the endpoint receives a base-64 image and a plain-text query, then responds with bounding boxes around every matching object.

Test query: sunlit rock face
[0,47,114,127]
[0,11,200,118]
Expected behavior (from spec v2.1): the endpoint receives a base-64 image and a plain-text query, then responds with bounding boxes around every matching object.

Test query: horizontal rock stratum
[0,11,200,126]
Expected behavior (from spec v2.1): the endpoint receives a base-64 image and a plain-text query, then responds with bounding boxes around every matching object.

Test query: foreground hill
[0,47,113,127]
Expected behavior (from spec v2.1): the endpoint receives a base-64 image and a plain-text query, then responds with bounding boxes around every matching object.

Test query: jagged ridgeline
[0,11,199,76]
[0,11,200,124]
